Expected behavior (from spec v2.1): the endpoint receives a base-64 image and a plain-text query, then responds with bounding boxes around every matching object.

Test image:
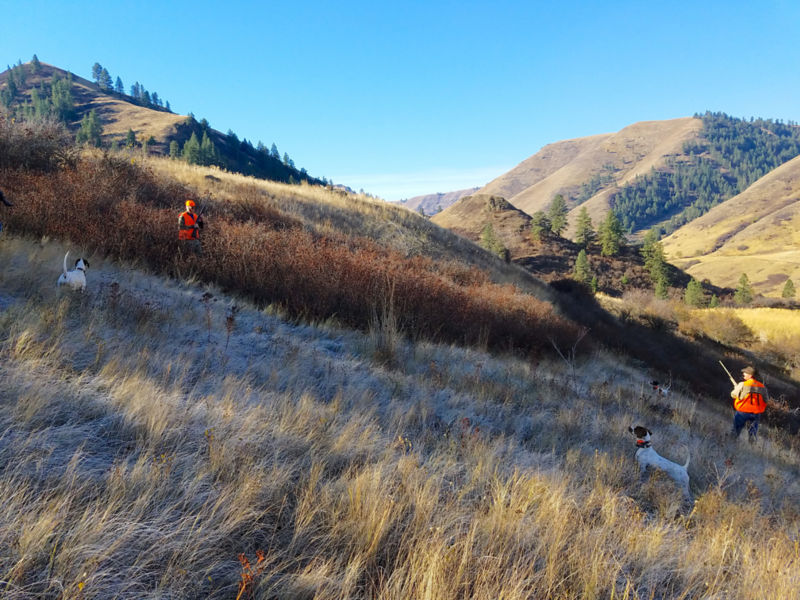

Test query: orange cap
[185,199,196,207]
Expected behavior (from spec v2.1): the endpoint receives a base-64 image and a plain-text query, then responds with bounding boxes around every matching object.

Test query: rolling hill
[477,118,704,234]
[661,153,800,296]
[0,61,318,185]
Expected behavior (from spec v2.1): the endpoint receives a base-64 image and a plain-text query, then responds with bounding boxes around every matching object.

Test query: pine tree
[183,132,201,164]
[91,62,103,83]
[50,74,75,122]
[31,54,41,74]
[125,129,137,148]
[529,211,550,242]
[99,67,113,90]
[573,249,592,285]
[654,274,670,299]
[479,223,507,258]
[709,294,720,308]
[734,273,754,305]
[200,132,216,165]
[169,140,180,159]
[574,206,595,248]
[270,143,280,159]
[76,109,103,146]
[598,210,625,256]
[781,278,796,299]
[547,194,568,236]
[684,278,705,307]
[115,76,124,94]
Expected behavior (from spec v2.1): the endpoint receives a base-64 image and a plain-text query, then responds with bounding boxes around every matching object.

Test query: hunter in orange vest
[730,365,768,441]
[179,199,204,253]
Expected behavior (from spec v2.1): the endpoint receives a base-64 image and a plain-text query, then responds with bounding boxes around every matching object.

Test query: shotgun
[719,360,736,386]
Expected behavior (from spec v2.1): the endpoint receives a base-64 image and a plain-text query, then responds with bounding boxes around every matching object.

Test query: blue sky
[2,1,799,200]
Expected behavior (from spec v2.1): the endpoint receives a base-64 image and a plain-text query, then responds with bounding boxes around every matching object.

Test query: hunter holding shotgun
[178,198,204,254]
[721,361,768,442]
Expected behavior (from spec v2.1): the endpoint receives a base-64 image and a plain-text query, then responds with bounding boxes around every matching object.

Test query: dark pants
[732,411,761,439]
[179,239,203,256]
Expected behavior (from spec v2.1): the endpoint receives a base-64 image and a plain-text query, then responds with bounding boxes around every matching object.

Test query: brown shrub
[0,155,576,357]
[0,116,76,172]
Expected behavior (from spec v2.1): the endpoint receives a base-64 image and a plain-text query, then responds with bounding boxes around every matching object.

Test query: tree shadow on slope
[548,278,800,434]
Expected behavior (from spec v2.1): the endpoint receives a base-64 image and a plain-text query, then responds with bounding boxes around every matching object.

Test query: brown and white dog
[629,425,691,499]
[57,251,90,291]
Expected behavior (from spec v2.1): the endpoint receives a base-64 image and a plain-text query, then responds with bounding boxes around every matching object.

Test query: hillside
[431,193,532,256]
[398,187,479,216]
[662,153,800,296]
[0,61,318,185]
[2,231,800,599]
[1,112,800,597]
[477,118,704,233]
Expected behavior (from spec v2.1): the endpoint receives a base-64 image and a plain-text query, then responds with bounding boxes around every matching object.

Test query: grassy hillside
[662,153,800,296]
[1,115,800,598]
[0,61,318,186]
[477,118,703,233]
[1,234,799,599]
[431,194,532,257]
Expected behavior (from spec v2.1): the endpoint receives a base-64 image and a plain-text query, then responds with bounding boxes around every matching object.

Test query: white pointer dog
[57,251,90,291]
[629,425,691,500]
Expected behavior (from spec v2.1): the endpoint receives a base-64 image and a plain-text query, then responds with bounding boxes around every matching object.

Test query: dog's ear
[628,426,634,433]
[74,258,80,267]
[647,428,652,435]
[84,259,90,268]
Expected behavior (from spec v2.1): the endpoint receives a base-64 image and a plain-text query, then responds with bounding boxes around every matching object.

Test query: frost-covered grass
[1,236,799,599]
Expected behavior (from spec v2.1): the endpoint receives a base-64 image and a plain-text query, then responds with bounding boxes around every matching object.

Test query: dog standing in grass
[57,251,90,291]
[629,425,691,500]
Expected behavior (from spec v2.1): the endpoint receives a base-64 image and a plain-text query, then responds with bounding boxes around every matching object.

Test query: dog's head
[629,425,652,441]
[74,258,89,271]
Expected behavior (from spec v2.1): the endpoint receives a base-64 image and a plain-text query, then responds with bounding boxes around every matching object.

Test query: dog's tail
[63,251,69,276]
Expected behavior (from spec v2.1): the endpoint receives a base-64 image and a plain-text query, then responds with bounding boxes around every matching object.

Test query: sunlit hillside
[477,118,703,233]
[0,62,186,150]
[2,111,800,599]
[1,235,799,599]
[662,153,800,296]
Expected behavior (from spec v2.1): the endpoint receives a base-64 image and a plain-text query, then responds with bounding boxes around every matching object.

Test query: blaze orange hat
[185,199,196,207]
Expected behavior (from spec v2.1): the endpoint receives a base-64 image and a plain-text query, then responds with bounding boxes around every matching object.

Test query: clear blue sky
[2,1,799,201]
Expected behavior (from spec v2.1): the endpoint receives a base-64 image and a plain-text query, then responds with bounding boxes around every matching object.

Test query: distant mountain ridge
[399,187,479,215]
[433,114,800,296]
[477,118,704,235]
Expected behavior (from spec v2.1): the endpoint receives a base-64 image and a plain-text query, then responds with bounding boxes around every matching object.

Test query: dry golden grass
[0,236,799,599]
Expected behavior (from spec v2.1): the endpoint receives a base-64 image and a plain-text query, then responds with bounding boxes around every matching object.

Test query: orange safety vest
[733,378,767,414]
[179,211,200,240]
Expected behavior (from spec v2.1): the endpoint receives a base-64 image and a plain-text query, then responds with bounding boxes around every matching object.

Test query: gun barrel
[719,360,736,385]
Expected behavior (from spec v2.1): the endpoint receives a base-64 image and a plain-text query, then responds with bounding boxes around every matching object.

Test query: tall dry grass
[0,237,799,599]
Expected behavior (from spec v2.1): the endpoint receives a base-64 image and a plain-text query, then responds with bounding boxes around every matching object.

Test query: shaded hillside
[0,61,319,186]
[399,187,478,216]
[432,194,731,301]
[662,153,800,296]
[478,118,703,233]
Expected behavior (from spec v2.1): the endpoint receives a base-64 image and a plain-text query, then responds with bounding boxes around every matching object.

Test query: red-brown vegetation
[0,152,577,357]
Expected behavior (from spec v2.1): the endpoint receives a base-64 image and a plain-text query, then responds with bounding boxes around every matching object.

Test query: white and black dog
[629,425,691,500]
[57,251,90,291]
